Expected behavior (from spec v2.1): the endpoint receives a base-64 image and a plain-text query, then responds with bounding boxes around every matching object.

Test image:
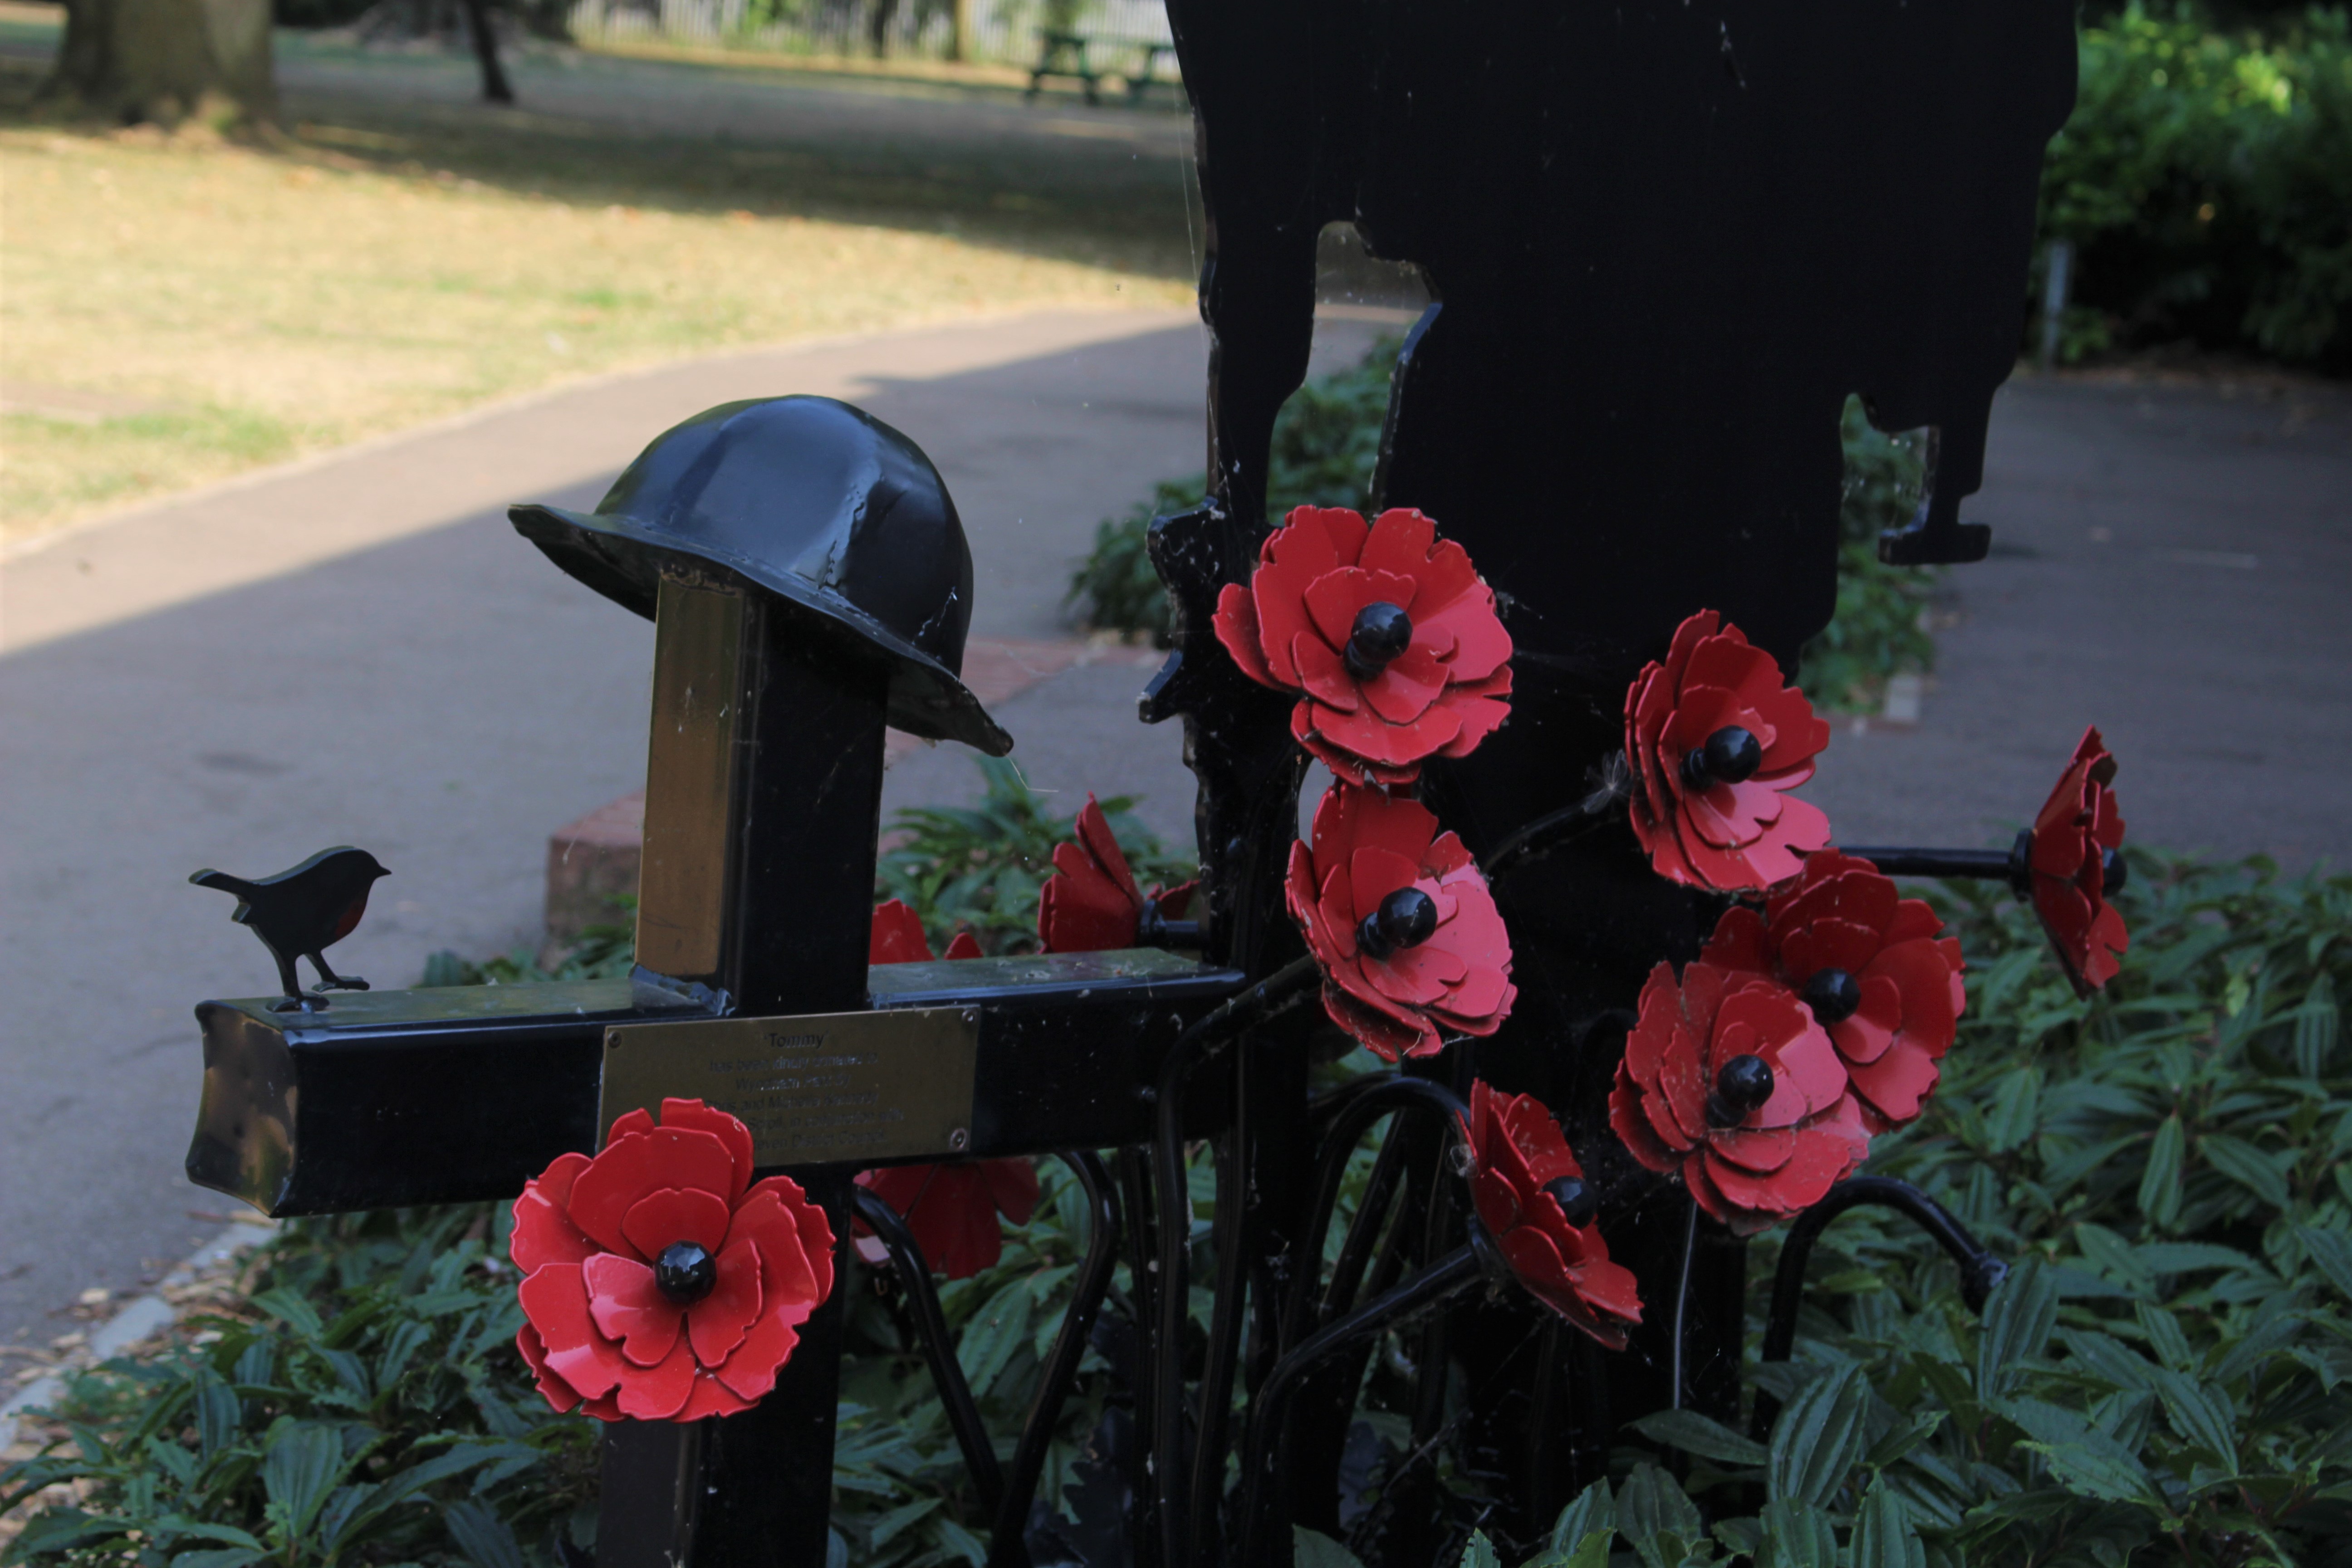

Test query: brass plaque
[598,1007,980,1167]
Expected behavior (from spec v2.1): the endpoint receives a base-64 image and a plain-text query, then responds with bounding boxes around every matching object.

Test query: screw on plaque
[189,847,389,1013]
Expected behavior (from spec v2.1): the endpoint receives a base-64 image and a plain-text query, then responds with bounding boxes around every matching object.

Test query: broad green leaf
[866,1496,942,1550]
[2004,1398,2169,1514]
[1768,1363,1870,1508]
[2134,1303,2195,1373]
[192,1370,240,1460]
[2057,1328,2155,1391]
[1861,1411,1945,1471]
[2293,972,2338,1077]
[169,1553,265,1568]
[1618,1460,1705,1553]
[1295,1527,1369,1568]
[2200,1134,2291,1209]
[247,1288,323,1337]
[2300,1226,2352,1305]
[1546,1478,1615,1552]
[1851,1480,1927,1568]
[2135,1241,2265,1277]
[445,1499,528,1568]
[1454,1530,1502,1568]
[1632,1407,1770,1467]
[2137,1117,2185,1229]
[261,1421,349,1540]
[1754,1499,1837,1568]
[1976,1259,2057,1399]
[2147,1368,2238,1465]
[1985,1067,2041,1154]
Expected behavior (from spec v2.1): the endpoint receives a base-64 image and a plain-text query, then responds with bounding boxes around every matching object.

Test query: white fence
[567,0,1178,76]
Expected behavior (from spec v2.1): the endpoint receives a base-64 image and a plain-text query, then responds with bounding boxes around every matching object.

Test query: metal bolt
[948,1128,969,1152]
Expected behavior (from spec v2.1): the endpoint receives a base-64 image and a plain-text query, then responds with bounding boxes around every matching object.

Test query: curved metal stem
[851,1185,1005,1517]
[989,1152,1122,1568]
[1235,1245,1488,1568]
[1188,1131,1248,1559]
[1751,1176,2008,1436]
[1479,794,1617,884]
[1289,1076,1471,1340]
[1668,1193,1698,1411]
[1150,955,1320,1568]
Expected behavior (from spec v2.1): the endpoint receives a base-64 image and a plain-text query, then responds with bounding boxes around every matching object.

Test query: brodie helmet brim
[510,501,1013,757]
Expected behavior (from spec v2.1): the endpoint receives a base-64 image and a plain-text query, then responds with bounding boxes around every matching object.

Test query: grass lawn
[0,12,1197,546]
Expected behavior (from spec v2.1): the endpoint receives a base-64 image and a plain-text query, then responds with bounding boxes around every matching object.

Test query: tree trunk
[458,0,514,103]
[43,0,276,129]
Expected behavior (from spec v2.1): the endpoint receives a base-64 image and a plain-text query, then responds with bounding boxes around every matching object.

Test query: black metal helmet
[510,396,1011,755]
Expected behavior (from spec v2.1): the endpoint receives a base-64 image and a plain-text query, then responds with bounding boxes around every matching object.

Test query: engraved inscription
[598,1008,978,1167]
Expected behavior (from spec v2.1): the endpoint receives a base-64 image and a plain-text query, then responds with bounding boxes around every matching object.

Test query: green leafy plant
[1064,339,1400,647]
[1069,342,1937,712]
[1405,848,2352,1567]
[2041,3,2352,368]
[873,755,1194,955]
[419,899,637,988]
[0,1206,598,1568]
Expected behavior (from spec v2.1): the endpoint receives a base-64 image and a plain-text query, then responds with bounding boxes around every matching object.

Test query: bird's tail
[190,868,262,899]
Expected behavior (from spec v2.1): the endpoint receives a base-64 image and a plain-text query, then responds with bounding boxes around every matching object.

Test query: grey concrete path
[0,305,1388,1351]
[1810,375,2352,871]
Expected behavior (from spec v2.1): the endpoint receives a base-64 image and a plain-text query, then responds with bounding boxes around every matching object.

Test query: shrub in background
[2043,3,2352,368]
[1069,346,1936,712]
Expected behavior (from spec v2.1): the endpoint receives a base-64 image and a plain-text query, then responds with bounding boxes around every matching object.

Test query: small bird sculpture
[190,847,390,1012]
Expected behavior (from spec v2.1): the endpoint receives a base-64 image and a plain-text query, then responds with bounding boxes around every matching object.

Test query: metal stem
[1479,794,1617,884]
[1235,1245,1488,1567]
[989,1152,1122,1568]
[1289,1076,1470,1340]
[1188,1131,1248,1558]
[1668,1194,1698,1412]
[1842,845,2026,892]
[850,1186,1005,1517]
[1150,954,1321,1568]
[1750,1176,2008,1438]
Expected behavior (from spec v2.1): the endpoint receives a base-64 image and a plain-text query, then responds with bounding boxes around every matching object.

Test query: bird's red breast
[331,891,372,944]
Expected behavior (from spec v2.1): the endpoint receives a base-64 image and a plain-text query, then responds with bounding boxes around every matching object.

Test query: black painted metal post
[596,573,892,1568]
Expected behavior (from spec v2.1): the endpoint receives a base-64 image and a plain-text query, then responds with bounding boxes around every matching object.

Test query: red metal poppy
[869,898,981,963]
[1286,784,1515,1061]
[2028,725,2130,995]
[1701,850,1965,1133]
[1608,961,1867,1235]
[1624,610,1832,892]
[1459,1080,1643,1349]
[855,1159,1043,1280]
[509,1098,834,1421]
[1212,506,1513,788]
[1037,796,1196,953]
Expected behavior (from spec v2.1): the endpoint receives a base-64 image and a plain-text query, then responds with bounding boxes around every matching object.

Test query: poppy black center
[1803,967,1863,1025]
[1357,886,1439,961]
[655,1240,717,1304]
[1682,725,1764,790]
[1706,1053,1775,1127]
[2101,846,2127,896]
[1343,601,1415,681]
[1543,1175,1599,1229]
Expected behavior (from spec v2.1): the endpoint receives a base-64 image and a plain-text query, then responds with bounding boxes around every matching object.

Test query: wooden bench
[1025,30,1100,106]
[1127,41,1180,105]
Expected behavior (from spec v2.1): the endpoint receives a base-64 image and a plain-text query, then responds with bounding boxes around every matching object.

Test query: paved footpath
[3,314,2347,1359]
[0,306,1378,1352]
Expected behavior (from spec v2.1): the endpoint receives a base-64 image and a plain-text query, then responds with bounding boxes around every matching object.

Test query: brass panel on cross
[633,574,747,982]
[597,1007,980,1168]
